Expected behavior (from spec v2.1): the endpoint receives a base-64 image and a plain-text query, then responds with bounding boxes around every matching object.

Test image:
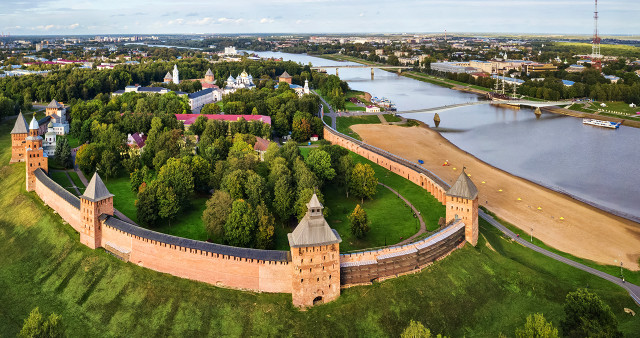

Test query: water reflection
[252,51,640,221]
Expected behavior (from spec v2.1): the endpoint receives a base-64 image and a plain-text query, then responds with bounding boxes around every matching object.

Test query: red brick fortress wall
[29,170,293,294]
[101,218,293,293]
[33,169,82,231]
[323,126,449,203]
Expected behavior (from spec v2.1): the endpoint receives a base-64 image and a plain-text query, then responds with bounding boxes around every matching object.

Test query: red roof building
[175,114,272,127]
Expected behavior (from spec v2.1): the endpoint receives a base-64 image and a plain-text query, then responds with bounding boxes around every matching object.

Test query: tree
[54,136,72,169]
[200,103,222,115]
[129,166,149,193]
[348,204,370,238]
[337,155,354,196]
[349,163,378,203]
[75,143,101,174]
[221,169,246,200]
[202,190,233,240]
[400,320,446,338]
[184,155,211,192]
[99,150,120,179]
[190,115,208,136]
[515,313,559,338]
[224,199,257,247]
[273,176,293,221]
[157,186,180,225]
[156,158,194,211]
[245,171,267,207]
[19,307,64,338]
[255,203,275,249]
[306,149,336,182]
[136,182,159,226]
[560,289,622,338]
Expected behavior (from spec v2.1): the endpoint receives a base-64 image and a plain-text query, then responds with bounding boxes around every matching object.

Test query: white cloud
[259,18,274,24]
[68,23,79,29]
[168,18,184,25]
[359,12,364,17]
[218,17,244,24]
[191,17,213,25]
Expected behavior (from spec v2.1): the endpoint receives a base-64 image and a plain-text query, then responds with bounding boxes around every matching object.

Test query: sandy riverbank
[351,124,640,270]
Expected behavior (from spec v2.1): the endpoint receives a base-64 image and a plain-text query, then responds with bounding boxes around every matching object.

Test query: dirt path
[351,124,640,270]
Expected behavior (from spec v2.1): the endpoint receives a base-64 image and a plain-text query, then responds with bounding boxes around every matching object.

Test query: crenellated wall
[339,221,465,286]
[21,120,475,303]
[33,169,82,231]
[323,126,449,203]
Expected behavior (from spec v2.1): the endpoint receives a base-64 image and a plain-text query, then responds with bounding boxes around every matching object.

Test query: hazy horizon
[1,0,638,36]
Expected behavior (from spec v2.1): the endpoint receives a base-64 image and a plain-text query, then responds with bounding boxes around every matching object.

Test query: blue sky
[1,0,638,35]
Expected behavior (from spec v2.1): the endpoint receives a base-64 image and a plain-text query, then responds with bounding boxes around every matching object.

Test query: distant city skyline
[1,0,638,36]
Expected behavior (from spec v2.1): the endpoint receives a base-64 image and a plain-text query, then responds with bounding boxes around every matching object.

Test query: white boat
[583,118,621,129]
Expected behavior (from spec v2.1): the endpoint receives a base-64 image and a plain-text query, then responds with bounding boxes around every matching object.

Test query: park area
[1,115,639,337]
[100,145,443,252]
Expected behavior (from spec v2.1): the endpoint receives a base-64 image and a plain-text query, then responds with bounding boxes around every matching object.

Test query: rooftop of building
[80,172,115,202]
[288,194,342,248]
[446,169,478,200]
[10,112,29,134]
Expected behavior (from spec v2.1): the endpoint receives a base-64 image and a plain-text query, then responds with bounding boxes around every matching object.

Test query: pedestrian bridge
[362,100,572,115]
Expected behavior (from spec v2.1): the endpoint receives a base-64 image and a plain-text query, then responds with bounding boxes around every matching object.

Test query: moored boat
[583,118,621,129]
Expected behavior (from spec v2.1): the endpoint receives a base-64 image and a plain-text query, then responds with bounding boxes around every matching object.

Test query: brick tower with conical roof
[445,169,479,246]
[288,194,342,307]
[24,116,48,191]
[10,112,29,163]
[79,172,114,249]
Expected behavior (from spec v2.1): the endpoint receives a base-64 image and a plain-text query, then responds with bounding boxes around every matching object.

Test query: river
[252,51,640,222]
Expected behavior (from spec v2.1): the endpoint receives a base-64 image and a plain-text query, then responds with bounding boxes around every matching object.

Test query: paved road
[313,90,337,129]
[480,209,640,305]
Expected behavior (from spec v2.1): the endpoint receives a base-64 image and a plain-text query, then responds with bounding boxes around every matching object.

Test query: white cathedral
[163,64,180,84]
[224,70,255,93]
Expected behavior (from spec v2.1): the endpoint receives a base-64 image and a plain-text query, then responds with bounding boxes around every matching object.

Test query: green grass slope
[0,118,638,336]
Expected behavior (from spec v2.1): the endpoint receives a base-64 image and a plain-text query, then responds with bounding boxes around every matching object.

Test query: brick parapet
[323,126,449,204]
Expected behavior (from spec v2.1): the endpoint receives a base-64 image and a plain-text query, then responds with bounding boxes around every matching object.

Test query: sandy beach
[351,124,640,270]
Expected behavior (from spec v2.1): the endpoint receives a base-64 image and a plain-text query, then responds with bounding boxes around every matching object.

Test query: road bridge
[357,100,573,115]
[311,65,412,77]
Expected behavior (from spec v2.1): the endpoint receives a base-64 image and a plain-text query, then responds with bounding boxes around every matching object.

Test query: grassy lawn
[481,206,640,286]
[68,171,84,189]
[349,152,445,232]
[344,101,366,111]
[48,171,78,196]
[567,101,640,121]
[1,118,639,336]
[66,134,81,149]
[383,113,402,122]
[295,147,442,251]
[103,174,210,241]
[154,197,209,241]
[322,114,332,126]
[402,72,456,89]
[324,183,419,251]
[103,175,139,223]
[335,115,382,140]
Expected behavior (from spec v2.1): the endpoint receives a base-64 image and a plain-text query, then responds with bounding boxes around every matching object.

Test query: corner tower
[445,169,479,246]
[24,117,48,191]
[79,173,114,249]
[288,194,342,307]
[10,112,29,163]
[205,68,215,83]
